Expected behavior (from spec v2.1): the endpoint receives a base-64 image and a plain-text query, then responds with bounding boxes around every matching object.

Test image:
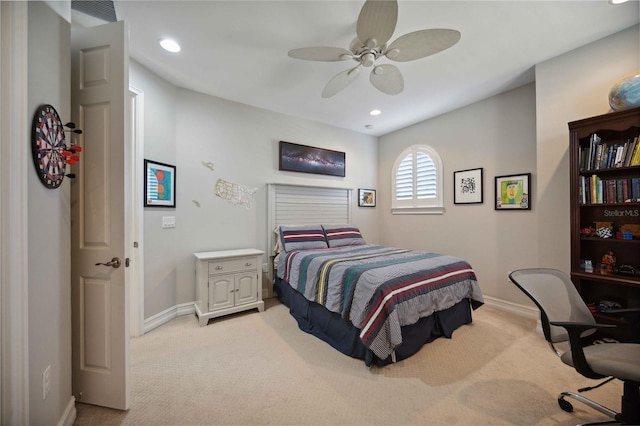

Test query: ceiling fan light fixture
[609,0,629,4]
[160,39,181,53]
[361,52,376,67]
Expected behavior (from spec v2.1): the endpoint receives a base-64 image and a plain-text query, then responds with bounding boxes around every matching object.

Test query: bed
[270,215,483,367]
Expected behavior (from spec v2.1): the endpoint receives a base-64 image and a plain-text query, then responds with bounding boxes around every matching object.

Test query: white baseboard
[143,302,195,334]
[58,396,76,426]
[482,295,542,334]
[482,295,539,320]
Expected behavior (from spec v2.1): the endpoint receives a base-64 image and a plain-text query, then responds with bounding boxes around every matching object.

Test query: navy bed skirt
[274,277,473,367]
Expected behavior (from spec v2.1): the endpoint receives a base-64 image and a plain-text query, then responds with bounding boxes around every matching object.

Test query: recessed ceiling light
[370,109,381,116]
[160,39,181,53]
[609,0,629,4]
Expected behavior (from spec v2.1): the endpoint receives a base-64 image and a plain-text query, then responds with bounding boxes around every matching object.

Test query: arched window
[391,145,443,214]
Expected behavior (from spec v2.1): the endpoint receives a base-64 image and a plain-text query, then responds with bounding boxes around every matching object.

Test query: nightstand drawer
[208,257,257,274]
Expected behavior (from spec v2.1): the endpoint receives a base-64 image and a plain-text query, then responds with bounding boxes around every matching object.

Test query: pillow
[279,225,328,251]
[273,226,284,254]
[322,224,365,247]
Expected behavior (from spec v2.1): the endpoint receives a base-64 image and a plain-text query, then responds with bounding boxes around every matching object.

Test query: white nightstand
[194,248,265,326]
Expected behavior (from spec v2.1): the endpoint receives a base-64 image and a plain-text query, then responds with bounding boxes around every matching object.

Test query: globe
[608,70,640,111]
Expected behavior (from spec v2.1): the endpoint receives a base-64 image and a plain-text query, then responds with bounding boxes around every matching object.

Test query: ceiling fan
[288,0,460,98]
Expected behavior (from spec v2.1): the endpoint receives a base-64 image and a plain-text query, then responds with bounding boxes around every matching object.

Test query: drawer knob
[215,266,223,270]
[245,262,252,266]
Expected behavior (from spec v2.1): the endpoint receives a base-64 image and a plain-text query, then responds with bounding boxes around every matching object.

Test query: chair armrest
[606,308,640,314]
[549,321,615,379]
[599,308,640,343]
[549,321,615,332]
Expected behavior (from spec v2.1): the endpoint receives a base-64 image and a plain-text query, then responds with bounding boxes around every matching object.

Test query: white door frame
[129,86,144,337]
[0,2,30,424]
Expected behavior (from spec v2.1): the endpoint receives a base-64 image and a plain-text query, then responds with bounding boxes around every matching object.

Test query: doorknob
[95,257,122,268]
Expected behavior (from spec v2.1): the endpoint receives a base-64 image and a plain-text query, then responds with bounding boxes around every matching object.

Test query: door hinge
[125,257,130,267]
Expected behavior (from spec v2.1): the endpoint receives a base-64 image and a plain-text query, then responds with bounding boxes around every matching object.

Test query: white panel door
[71,21,130,410]
[209,276,234,311]
[235,273,257,306]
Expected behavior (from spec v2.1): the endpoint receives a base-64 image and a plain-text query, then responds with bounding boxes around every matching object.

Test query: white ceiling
[105,1,639,136]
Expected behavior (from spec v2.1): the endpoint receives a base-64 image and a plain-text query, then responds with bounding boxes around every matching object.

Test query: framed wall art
[495,173,531,210]
[144,159,176,208]
[279,141,345,177]
[358,188,376,207]
[453,168,483,204]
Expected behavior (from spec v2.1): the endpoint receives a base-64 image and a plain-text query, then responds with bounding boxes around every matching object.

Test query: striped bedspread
[277,245,484,359]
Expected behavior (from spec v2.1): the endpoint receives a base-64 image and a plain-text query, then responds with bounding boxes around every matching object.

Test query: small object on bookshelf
[620,224,640,239]
[600,249,616,274]
[613,264,639,277]
[595,227,613,238]
[584,260,594,273]
[581,227,594,237]
[596,299,623,312]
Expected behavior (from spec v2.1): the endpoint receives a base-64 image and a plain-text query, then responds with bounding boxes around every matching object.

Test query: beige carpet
[74,299,621,425]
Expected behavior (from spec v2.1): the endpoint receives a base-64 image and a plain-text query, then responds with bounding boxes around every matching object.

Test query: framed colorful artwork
[279,141,345,177]
[495,173,531,210]
[358,188,376,207]
[144,159,176,207]
[453,168,483,204]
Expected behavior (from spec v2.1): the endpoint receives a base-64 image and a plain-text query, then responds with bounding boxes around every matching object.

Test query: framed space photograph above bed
[279,141,346,177]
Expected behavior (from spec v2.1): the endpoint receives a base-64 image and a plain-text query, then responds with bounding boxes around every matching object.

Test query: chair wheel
[558,397,574,413]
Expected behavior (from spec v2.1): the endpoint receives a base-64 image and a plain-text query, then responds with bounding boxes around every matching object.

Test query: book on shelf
[628,138,637,166]
[580,175,638,204]
[632,138,640,166]
[581,134,640,170]
[633,177,640,200]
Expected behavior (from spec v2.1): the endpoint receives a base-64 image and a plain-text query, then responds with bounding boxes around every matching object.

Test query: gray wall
[130,61,179,319]
[377,24,639,309]
[378,83,538,307]
[535,25,639,272]
[27,2,73,424]
[131,62,379,318]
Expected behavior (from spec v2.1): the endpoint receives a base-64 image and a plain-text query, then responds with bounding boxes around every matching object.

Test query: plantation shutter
[395,153,414,200]
[416,152,436,199]
[391,145,443,214]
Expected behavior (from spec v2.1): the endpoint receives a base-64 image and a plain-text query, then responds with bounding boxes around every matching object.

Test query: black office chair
[508,268,640,425]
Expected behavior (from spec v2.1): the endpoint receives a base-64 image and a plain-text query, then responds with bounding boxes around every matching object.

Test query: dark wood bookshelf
[569,107,640,342]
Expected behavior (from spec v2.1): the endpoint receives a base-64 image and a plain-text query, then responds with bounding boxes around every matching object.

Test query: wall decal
[192,200,201,207]
[202,161,215,172]
[215,178,256,209]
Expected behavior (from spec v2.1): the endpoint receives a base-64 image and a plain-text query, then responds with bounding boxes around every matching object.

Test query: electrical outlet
[42,365,51,400]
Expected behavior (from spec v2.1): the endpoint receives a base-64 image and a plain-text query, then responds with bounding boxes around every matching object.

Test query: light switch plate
[162,216,176,228]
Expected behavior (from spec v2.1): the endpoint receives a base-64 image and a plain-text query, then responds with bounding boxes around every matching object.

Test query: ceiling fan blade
[369,64,403,95]
[288,47,353,62]
[322,66,361,98]
[356,0,397,48]
[385,29,461,62]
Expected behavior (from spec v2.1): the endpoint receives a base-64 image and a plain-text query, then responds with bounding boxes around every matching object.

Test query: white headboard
[266,183,352,278]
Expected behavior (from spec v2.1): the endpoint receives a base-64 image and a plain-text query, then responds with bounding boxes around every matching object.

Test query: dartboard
[31,104,67,189]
